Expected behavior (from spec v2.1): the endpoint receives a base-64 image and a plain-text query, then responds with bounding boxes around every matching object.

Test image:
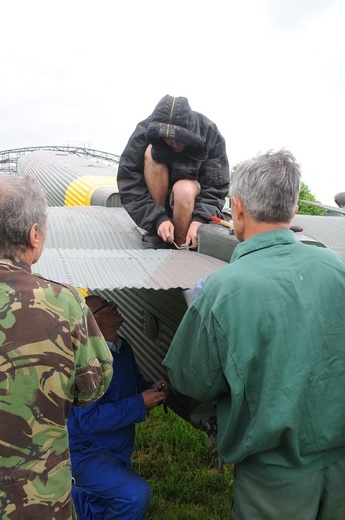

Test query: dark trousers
[231,458,345,520]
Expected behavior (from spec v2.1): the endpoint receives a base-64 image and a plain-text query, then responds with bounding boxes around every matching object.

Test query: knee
[107,480,151,518]
[126,478,152,515]
[144,145,168,180]
[144,144,164,169]
[132,479,152,510]
[172,180,198,205]
[144,144,153,166]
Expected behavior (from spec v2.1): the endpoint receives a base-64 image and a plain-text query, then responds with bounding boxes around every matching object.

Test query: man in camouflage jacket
[0,175,113,520]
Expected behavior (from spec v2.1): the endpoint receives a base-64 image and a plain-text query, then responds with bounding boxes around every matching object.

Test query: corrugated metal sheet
[95,286,198,422]
[292,214,345,260]
[34,206,227,290]
[36,207,345,291]
[44,207,143,249]
[35,248,226,290]
[17,150,118,206]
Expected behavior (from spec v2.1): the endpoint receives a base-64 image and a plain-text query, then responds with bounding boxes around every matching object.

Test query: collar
[107,336,123,354]
[230,229,299,264]
[0,257,32,273]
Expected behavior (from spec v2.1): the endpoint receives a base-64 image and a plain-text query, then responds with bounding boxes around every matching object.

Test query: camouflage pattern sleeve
[67,288,113,407]
[73,307,113,406]
[0,263,111,519]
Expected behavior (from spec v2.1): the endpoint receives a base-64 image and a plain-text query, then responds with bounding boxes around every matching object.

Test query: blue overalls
[68,337,152,519]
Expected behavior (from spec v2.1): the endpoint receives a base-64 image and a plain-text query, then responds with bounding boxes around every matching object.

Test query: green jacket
[0,258,113,520]
[164,230,345,479]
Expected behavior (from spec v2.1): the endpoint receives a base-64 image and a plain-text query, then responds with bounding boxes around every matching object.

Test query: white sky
[1,0,344,205]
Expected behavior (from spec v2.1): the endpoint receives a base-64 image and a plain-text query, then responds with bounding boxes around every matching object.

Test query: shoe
[141,232,165,249]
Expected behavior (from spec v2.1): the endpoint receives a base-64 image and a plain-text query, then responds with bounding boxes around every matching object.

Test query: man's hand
[185,221,202,249]
[141,381,169,411]
[151,380,169,396]
[157,221,175,243]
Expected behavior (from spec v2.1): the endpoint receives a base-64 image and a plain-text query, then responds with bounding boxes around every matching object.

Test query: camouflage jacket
[0,258,113,520]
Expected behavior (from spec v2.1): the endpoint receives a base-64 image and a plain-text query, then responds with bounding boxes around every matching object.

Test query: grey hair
[0,175,48,258]
[229,149,301,223]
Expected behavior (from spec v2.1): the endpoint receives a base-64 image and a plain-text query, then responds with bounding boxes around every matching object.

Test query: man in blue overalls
[68,295,168,519]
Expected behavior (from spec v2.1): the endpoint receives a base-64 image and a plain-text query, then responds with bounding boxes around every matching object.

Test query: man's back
[163,149,345,518]
[0,261,112,519]
[165,230,345,478]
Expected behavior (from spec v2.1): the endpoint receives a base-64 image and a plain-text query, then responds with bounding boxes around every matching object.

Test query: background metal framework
[0,145,120,175]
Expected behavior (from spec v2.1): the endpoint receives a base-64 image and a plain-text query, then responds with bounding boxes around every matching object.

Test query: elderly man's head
[230,149,301,224]
[229,150,301,241]
[0,175,47,261]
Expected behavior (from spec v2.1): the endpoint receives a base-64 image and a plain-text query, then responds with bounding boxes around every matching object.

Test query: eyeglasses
[92,300,113,315]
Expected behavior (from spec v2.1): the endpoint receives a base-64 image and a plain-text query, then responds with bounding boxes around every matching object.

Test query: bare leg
[172,179,200,246]
[144,145,169,206]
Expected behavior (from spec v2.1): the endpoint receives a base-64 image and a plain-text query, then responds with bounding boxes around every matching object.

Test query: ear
[28,223,40,249]
[232,196,244,219]
[293,204,299,217]
[231,195,246,241]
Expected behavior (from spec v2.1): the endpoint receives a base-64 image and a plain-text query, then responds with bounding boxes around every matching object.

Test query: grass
[133,406,234,519]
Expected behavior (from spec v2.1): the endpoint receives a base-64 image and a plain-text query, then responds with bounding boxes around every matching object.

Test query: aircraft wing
[35,206,227,290]
[292,214,345,261]
[35,247,226,291]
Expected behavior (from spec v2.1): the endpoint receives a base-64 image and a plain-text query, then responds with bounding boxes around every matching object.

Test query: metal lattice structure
[0,145,120,175]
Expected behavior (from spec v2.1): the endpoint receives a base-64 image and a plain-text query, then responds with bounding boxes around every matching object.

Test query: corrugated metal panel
[44,207,143,249]
[17,150,118,206]
[110,287,187,393]
[91,287,198,422]
[34,248,226,290]
[36,206,227,290]
[292,214,345,260]
[39,207,345,290]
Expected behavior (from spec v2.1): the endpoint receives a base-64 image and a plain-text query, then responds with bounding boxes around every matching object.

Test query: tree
[230,164,239,182]
[298,182,326,216]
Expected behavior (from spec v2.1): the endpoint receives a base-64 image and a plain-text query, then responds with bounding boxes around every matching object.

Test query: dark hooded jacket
[117,95,230,232]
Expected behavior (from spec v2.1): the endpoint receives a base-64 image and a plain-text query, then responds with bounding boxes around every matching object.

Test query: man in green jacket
[163,149,345,519]
[0,175,113,520]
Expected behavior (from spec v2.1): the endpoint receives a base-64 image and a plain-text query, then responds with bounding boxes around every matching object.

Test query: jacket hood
[145,95,208,161]
[151,95,194,128]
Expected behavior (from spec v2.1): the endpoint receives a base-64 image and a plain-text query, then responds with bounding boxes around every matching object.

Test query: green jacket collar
[230,229,299,264]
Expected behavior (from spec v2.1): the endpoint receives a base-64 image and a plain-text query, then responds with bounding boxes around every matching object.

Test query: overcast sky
[1,0,344,205]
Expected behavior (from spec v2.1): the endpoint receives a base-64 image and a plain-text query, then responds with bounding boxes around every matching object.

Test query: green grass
[133,406,234,519]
